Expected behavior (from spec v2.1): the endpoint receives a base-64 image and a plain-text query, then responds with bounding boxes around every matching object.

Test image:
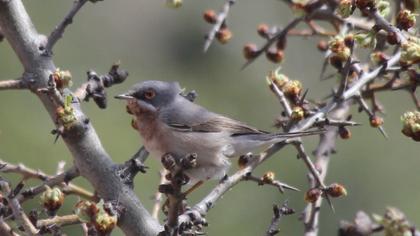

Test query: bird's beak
[114,94,134,100]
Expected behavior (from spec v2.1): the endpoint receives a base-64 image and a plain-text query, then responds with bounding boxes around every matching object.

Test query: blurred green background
[0,0,419,235]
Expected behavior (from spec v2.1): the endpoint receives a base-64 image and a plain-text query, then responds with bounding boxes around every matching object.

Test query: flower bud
[325,183,347,198]
[304,188,321,203]
[291,106,305,121]
[283,80,302,98]
[397,9,417,30]
[243,43,258,60]
[268,68,289,89]
[265,49,284,63]
[370,115,384,128]
[370,51,389,64]
[166,0,182,8]
[51,68,72,90]
[203,10,217,24]
[339,126,352,139]
[400,37,420,66]
[317,40,328,51]
[216,28,233,44]
[337,0,354,18]
[94,209,117,234]
[257,23,270,38]
[401,111,420,141]
[386,32,399,45]
[41,186,65,213]
[261,171,275,184]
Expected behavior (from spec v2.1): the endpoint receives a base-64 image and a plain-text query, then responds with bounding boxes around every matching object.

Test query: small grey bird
[115,80,320,182]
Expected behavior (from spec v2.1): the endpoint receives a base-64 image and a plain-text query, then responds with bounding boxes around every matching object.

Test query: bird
[115,80,321,183]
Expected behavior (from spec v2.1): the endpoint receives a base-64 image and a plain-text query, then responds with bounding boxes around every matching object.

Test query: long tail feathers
[272,129,325,139]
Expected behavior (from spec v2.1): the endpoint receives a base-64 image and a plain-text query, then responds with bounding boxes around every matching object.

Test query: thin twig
[303,102,350,236]
[0,218,20,236]
[36,214,81,228]
[44,0,89,55]
[0,181,38,235]
[0,79,26,90]
[0,161,94,202]
[356,95,388,138]
[243,174,300,193]
[152,169,168,220]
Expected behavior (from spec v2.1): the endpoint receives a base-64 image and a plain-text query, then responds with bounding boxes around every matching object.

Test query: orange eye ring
[144,89,156,100]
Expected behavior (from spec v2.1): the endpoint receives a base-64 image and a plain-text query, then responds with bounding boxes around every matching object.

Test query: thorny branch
[0,160,94,202]
[0,0,420,235]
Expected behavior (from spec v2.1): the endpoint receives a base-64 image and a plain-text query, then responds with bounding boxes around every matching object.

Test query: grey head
[115,80,182,111]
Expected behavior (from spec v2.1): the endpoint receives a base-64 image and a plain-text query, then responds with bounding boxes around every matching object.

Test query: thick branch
[0,1,161,235]
[0,218,20,236]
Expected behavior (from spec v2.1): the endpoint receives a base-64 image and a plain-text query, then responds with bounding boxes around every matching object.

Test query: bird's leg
[182,180,204,197]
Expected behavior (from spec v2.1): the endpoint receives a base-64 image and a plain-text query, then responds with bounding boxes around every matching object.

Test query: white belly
[142,125,231,181]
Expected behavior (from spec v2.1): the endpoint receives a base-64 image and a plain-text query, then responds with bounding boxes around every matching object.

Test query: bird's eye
[144,89,156,100]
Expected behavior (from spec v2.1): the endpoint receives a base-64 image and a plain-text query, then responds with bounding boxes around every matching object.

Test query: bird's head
[115,80,182,114]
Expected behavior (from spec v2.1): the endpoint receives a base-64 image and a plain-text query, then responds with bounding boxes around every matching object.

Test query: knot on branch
[115,147,149,189]
[266,201,295,236]
[158,153,204,235]
[80,63,128,109]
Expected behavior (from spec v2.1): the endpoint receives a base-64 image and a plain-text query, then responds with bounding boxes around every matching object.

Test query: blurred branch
[152,169,168,220]
[203,0,235,52]
[36,214,81,228]
[0,180,38,235]
[0,79,26,90]
[0,219,20,236]
[44,0,89,56]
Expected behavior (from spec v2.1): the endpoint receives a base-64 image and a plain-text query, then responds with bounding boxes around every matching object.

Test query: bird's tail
[254,129,325,142]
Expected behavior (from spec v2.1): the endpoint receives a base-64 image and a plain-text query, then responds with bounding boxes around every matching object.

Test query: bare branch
[17,165,95,203]
[74,63,129,109]
[36,214,81,228]
[0,79,26,90]
[303,102,351,236]
[44,0,89,56]
[0,180,38,235]
[265,201,295,236]
[203,0,235,52]
[152,169,168,220]
[243,174,300,193]
[0,218,20,236]
[0,1,162,234]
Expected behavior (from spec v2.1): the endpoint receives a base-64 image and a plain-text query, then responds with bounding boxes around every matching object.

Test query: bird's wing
[159,96,267,135]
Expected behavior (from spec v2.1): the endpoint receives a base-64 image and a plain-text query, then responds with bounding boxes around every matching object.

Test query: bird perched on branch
[115,80,321,182]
